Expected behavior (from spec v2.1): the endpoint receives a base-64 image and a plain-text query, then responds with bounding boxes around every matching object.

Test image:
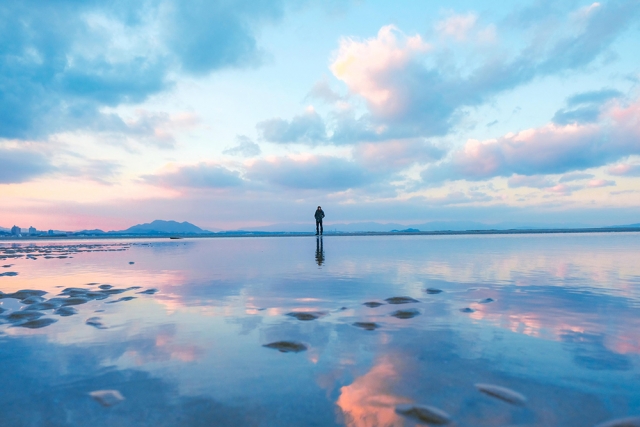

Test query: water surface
[1,234,639,426]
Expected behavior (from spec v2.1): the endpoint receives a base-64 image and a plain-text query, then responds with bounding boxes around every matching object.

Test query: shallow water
[1,234,639,427]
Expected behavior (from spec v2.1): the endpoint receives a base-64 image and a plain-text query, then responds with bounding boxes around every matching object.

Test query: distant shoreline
[1,226,639,241]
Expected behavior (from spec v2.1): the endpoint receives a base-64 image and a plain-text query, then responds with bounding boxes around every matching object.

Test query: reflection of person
[315,206,325,235]
[315,236,325,266]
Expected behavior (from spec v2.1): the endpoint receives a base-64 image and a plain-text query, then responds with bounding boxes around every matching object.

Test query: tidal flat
[0,234,639,426]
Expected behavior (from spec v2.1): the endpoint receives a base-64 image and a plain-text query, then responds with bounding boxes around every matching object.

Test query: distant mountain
[74,229,106,234]
[608,223,640,228]
[116,220,211,234]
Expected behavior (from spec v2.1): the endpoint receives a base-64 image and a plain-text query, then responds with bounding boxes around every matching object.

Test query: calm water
[1,234,639,427]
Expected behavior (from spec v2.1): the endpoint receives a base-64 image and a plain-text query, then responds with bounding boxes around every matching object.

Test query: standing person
[314,206,325,235]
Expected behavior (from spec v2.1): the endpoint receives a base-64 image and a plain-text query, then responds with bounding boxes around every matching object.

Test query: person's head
[317,206,321,209]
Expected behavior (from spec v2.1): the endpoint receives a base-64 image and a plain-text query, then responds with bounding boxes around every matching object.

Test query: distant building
[11,225,20,236]
[48,230,54,235]
[29,226,37,235]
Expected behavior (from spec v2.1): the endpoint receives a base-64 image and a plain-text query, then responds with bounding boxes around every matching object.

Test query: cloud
[559,172,595,182]
[0,147,55,183]
[352,139,445,171]
[305,79,344,103]
[60,159,122,185]
[143,163,244,189]
[435,13,478,41]
[223,135,262,157]
[247,155,382,190]
[608,163,640,176]
[0,0,304,140]
[587,178,615,188]
[321,1,640,141]
[422,97,640,183]
[508,174,555,189]
[257,107,327,144]
[553,88,623,125]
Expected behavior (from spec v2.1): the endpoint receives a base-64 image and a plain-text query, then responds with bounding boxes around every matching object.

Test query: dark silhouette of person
[315,236,324,266]
[314,206,325,235]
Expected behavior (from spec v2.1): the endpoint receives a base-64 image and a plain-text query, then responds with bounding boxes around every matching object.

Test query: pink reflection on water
[336,357,410,427]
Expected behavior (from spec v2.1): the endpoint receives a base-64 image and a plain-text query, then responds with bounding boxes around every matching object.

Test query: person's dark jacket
[315,209,325,221]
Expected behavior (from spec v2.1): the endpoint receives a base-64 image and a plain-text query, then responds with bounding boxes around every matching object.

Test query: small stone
[89,390,125,407]
[6,289,47,300]
[24,301,59,310]
[16,318,58,329]
[55,306,78,317]
[286,311,326,321]
[61,297,90,306]
[98,284,113,290]
[460,307,475,313]
[1,264,13,268]
[385,296,419,304]
[263,341,307,353]
[395,404,451,425]
[106,296,136,304]
[137,288,158,295]
[479,298,495,304]
[0,272,18,277]
[594,417,640,427]
[86,317,107,329]
[390,309,420,319]
[353,322,379,330]
[425,288,443,294]
[22,295,46,304]
[363,301,384,308]
[475,383,527,405]
[128,262,135,265]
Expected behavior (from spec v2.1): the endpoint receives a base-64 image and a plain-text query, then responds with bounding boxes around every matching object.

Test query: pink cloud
[352,139,444,171]
[435,13,478,41]
[587,179,615,188]
[608,163,640,176]
[424,98,640,182]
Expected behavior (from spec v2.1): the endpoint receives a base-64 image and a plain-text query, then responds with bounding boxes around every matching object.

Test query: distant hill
[116,220,211,234]
[608,223,640,228]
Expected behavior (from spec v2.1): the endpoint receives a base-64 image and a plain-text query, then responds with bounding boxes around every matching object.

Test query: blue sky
[1,0,640,230]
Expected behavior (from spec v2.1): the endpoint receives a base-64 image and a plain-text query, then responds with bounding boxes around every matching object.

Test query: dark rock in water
[286,311,326,321]
[22,295,46,304]
[16,318,58,329]
[127,286,142,290]
[86,282,100,286]
[24,301,60,311]
[1,264,13,268]
[460,307,476,313]
[60,287,91,297]
[385,296,419,304]
[60,297,90,306]
[390,309,420,319]
[594,416,640,427]
[479,298,495,304]
[5,289,47,300]
[129,261,135,265]
[263,341,307,353]
[98,284,113,290]
[353,322,380,330]
[363,301,384,308]
[98,288,127,295]
[0,272,18,277]
[6,311,45,323]
[89,389,125,407]
[86,317,107,329]
[395,404,451,425]
[425,288,443,294]
[475,383,527,405]
[137,288,158,295]
[106,296,136,304]
[55,306,78,317]
[85,291,109,300]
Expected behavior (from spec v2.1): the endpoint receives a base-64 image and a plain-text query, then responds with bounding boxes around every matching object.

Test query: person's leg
[316,220,320,235]
[320,220,323,235]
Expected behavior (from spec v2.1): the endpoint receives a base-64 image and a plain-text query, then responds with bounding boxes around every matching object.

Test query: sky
[1,0,640,231]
